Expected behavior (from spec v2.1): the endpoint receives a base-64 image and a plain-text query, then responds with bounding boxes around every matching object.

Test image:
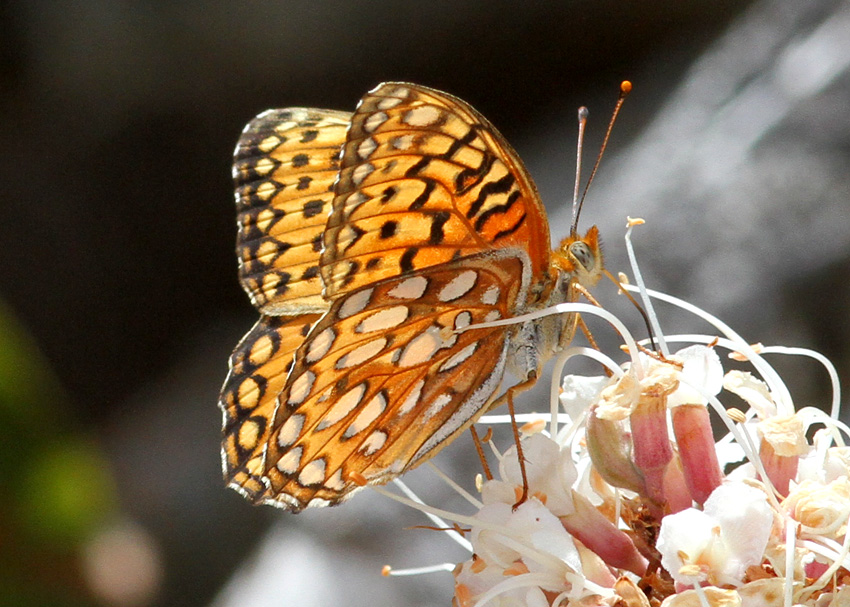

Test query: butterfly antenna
[603,268,658,352]
[572,80,632,233]
[570,107,588,237]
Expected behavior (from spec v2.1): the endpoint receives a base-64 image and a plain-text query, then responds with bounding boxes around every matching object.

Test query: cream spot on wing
[482,285,500,305]
[287,371,315,406]
[484,310,501,323]
[356,306,409,333]
[438,270,478,302]
[245,455,264,477]
[345,191,368,213]
[235,377,261,411]
[288,109,309,124]
[255,238,278,260]
[276,446,303,474]
[255,208,277,232]
[388,276,428,299]
[253,158,276,178]
[277,414,305,448]
[237,418,261,450]
[399,379,424,415]
[307,497,331,508]
[316,386,332,403]
[397,327,441,367]
[439,342,478,372]
[324,468,345,491]
[317,383,367,430]
[258,135,281,153]
[339,225,364,251]
[271,119,296,134]
[298,458,326,486]
[248,335,276,367]
[363,111,388,133]
[403,105,441,127]
[386,86,410,99]
[338,288,374,319]
[454,311,472,331]
[344,391,387,438]
[391,134,414,150]
[351,162,375,186]
[261,273,281,294]
[377,96,402,110]
[359,431,388,455]
[358,137,377,159]
[426,394,453,419]
[336,337,387,369]
[306,328,336,363]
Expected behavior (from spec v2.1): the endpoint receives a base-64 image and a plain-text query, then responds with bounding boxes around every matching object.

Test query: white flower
[784,477,850,536]
[723,370,778,419]
[455,435,590,607]
[657,482,773,587]
[470,500,582,579]
[483,433,577,517]
[381,227,848,606]
[666,345,724,407]
[797,445,850,484]
[559,375,611,422]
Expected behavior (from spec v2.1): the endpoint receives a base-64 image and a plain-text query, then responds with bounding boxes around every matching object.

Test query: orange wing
[221,314,322,497]
[223,82,560,511]
[261,252,531,510]
[321,82,553,298]
[233,107,350,315]
[223,108,348,493]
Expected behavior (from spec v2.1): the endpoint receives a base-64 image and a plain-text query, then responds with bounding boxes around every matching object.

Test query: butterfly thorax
[508,226,604,379]
[549,225,604,345]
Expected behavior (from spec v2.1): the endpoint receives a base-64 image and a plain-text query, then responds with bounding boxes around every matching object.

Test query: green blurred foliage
[0,298,118,605]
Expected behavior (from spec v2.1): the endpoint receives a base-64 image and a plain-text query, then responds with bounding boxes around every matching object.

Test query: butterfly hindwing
[261,251,530,511]
[220,313,322,501]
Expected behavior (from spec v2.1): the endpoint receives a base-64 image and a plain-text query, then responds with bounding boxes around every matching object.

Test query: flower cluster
[383,227,850,607]
[450,339,849,606]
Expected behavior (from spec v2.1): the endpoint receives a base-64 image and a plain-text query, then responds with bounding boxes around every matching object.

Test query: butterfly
[220,82,605,511]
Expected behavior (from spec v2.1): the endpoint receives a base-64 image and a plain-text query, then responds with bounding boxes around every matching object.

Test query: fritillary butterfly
[220,82,604,511]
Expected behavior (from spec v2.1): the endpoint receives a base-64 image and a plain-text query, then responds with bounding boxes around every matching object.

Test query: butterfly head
[552,226,604,288]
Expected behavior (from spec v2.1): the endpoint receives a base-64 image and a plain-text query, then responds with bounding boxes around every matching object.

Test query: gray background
[3,1,849,606]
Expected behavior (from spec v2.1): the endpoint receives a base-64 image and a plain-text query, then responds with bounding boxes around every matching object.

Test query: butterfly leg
[572,282,602,307]
[576,314,618,379]
[576,315,601,352]
[505,374,538,510]
[469,425,494,481]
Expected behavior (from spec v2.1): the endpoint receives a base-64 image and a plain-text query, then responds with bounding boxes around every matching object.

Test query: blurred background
[2,1,850,606]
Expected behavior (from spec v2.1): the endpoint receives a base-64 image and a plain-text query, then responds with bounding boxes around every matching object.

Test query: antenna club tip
[578,106,589,120]
[620,80,633,94]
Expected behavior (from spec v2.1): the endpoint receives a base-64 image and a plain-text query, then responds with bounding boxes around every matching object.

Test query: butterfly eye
[569,241,595,272]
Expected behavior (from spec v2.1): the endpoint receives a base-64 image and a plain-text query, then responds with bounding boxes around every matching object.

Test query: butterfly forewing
[321,83,553,299]
[261,252,529,510]
[234,108,350,314]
